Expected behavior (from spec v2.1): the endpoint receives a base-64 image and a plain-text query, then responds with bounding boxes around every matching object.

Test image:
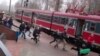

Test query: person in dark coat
[71,35,85,56]
[31,27,39,44]
[54,32,63,48]
[8,17,13,28]
[49,30,62,48]
[36,26,42,41]
[25,23,31,37]
[49,31,58,44]
[60,31,68,51]
[16,31,21,42]
[54,31,68,50]
[3,17,8,26]
[19,22,26,39]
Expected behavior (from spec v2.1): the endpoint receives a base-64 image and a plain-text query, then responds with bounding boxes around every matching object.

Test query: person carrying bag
[80,48,90,56]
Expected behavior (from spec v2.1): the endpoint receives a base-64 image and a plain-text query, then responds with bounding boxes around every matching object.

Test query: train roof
[18,8,52,14]
[17,8,100,21]
[54,12,100,21]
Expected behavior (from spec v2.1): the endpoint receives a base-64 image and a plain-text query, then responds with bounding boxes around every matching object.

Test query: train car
[54,12,100,52]
[15,8,100,52]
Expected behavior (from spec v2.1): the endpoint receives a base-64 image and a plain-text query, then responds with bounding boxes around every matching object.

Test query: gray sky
[0,0,18,6]
[0,0,18,12]
[0,0,73,13]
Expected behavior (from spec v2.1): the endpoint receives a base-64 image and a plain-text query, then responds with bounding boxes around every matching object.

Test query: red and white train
[15,8,100,51]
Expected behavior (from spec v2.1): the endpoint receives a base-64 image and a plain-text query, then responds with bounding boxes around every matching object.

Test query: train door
[75,19,85,37]
[73,19,85,56]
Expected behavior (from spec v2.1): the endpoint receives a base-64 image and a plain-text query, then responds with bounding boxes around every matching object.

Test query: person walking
[25,23,31,37]
[75,36,85,56]
[49,31,58,44]
[61,31,68,51]
[50,30,61,48]
[36,26,42,41]
[19,22,26,39]
[3,17,8,26]
[31,27,39,44]
[54,32,62,48]
[8,17,13,29]
[16,30,21,42]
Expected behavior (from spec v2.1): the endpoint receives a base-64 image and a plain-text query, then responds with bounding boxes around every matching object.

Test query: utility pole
[9,0,12,15]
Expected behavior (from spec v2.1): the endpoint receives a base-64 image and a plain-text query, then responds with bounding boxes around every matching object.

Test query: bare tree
[87,0,100,15]
[45,0,49,10]
[44,0,56,11]
[28,2,41,9]
[65,0,78,13]
[65,0,88,13]
[54,0,61,11]
[75,0,100,15]
[15,1,22,9]
[46,0,62,11]
[15,0,42,9]
[65,2,71,12]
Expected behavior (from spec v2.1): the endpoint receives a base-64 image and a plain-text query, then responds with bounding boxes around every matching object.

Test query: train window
[53,16,57,23]
[53,16,60,24]
[95,23,100,33]
[46,15,51,22]
[60,17,65,25]
[60,17,68,25]
[39,14,44,20]
[83,21,90,31]
[15,10,22,15]
[40,14,44,19]
[65,18,69,24]
[73,20,77,28]
[23,12,32,17]
[87,22,96,32]
[34,13,37,16]
[83,22,87,31]
[38,14,43,19]
[68,19,72,26]
[36,14,39,19]
[68,18,76,27]
[37,14,51,22]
